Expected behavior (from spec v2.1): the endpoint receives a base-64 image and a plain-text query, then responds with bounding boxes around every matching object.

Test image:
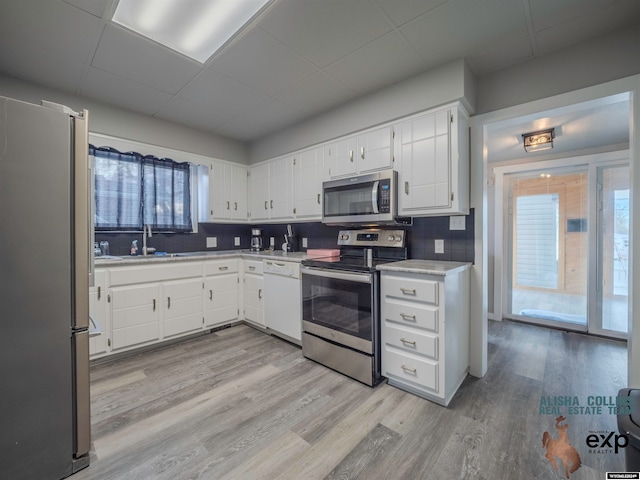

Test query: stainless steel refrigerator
[0,95,92,479]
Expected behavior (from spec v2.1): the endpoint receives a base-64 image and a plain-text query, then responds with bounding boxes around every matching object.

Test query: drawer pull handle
[400,338,416,346]
[400,288,416,295]
[401,365,416,374]
[249,266,256,271]
[219,266,229,271]
[400,313,416,321]
[209,290,213,300]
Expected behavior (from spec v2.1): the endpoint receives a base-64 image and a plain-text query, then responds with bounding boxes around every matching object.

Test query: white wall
[0,73,249,164]
[476,25,640,115]
[249,59,476,163]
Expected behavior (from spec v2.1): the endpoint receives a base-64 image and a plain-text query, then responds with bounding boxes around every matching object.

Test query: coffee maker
[250,228,264,251]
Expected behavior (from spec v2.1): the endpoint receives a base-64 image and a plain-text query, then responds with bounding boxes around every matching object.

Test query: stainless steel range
[300,229,407,386]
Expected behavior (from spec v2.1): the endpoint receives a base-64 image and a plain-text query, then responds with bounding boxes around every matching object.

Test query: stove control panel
[337,229,405,247]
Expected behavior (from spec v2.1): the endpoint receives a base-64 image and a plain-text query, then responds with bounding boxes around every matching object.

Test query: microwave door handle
[371,180,379,214]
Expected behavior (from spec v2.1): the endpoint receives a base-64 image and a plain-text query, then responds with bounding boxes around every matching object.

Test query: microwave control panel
[378,179,391,213]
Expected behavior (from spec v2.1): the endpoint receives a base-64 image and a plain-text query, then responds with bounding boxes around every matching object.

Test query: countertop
[94,249,308,267]
[376,259,471,276]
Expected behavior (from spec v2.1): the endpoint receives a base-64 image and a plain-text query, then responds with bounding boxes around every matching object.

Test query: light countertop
[376,259,471,276]
[94,249,308,267]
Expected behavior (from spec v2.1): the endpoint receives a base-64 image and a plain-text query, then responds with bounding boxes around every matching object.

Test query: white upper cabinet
[293,147,323,220]
[396,103,469,216]
[324,126,393,180]
[208,161,248,222]
[249,156,294,222]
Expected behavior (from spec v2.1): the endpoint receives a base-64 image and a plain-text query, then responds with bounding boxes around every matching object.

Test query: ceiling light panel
[112,0,270,63]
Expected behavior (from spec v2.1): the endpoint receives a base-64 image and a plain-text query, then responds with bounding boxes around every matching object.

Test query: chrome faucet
[142,224,152,255]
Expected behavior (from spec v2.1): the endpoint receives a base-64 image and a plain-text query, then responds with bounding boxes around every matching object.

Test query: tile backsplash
[95,209,474,263]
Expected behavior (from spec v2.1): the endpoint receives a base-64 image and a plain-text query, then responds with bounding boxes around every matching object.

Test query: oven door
[301,266,375,354]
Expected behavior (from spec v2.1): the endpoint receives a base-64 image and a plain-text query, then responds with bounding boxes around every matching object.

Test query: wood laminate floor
[76,320,628,480]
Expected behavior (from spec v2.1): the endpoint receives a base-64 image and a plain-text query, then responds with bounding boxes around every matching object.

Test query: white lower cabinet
[381,269,469,406]
[163,278,204,338]
[110,282,161,351]
[89,269,109,358]
[203,259,240,328]
[242,259,264,327]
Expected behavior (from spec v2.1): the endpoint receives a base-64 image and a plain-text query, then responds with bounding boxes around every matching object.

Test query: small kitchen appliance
[300,228,408,386]
[250,228,264,251]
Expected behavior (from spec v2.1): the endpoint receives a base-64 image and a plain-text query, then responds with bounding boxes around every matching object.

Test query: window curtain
[142,155,192,232]
[91,146,143,230]
[91,145,192,232]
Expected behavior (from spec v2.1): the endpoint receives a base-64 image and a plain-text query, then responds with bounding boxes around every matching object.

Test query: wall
[0,73,248,164]
[476,25,640,115]
[249,59,476,163]
[96,213,475,264]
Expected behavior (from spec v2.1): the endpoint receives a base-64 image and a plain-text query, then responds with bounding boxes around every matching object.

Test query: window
[91,145,192,232]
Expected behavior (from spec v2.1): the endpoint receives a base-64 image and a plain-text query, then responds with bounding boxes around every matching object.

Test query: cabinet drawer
[382,275,439,305]
[243,259,263,275]
[204,259,239,276]
[383,348,439,393]
[382,298,438,332]
[383,324,438,360]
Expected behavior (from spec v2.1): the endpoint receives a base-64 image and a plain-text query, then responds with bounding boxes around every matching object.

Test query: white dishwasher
[263,259,302,344]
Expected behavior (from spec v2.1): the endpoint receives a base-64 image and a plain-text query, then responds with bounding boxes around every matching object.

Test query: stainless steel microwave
[322,170,409,225]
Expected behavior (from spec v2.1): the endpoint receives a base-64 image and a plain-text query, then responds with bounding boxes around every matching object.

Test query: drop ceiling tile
[209,27,318,96]
[81,67,173,115]
[214,97,306,141]
[400,0,528,67]
[375,0,447,27]
[92,24,203,94]
[155,96,234,133]
[0,0,104,63]
[276,72,355,115]
[258,0,392,67]
[535,5,640,56]
[178,69,270,117]
[62,0,110,18]
[324,31,425,95]
[530,0,627,33]
[0,38,87,93]
[467,36,533,76]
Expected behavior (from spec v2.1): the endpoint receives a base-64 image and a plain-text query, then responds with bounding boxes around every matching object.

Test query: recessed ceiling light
[112,0,271,63]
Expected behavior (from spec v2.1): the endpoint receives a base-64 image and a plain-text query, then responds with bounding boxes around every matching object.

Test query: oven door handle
[301,266,372,284]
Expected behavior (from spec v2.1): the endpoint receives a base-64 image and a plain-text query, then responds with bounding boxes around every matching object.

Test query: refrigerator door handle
[73,330,91,458]
[73,110,91,330]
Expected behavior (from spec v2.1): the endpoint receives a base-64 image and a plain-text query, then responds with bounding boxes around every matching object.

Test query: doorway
[498,156,629,339]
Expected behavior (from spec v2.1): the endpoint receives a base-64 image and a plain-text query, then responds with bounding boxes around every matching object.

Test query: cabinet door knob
[349,150,353,162]
[270,200,273,209]
[264,201,268,210]
[405,181,409,195]
[234,202,237,210]
[153,299,156,311]
[97,286,101,300]
[167,297,171,309]
[258,289,262,299]
[317,193,321,204]
[227,201,230,210]
[209,290,213,300]
[360,146,365,159]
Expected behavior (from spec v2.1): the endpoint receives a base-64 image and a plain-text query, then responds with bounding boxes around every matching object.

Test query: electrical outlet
[435,239,444,254]
[302,237,308,248]
[269,237,275,247]
[234,236,240,247]
[449,216,466,230]
[206,237,217,248]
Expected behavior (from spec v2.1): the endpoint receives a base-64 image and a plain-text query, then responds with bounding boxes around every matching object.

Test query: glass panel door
[508,169,589,330]
[593,165,629,337]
